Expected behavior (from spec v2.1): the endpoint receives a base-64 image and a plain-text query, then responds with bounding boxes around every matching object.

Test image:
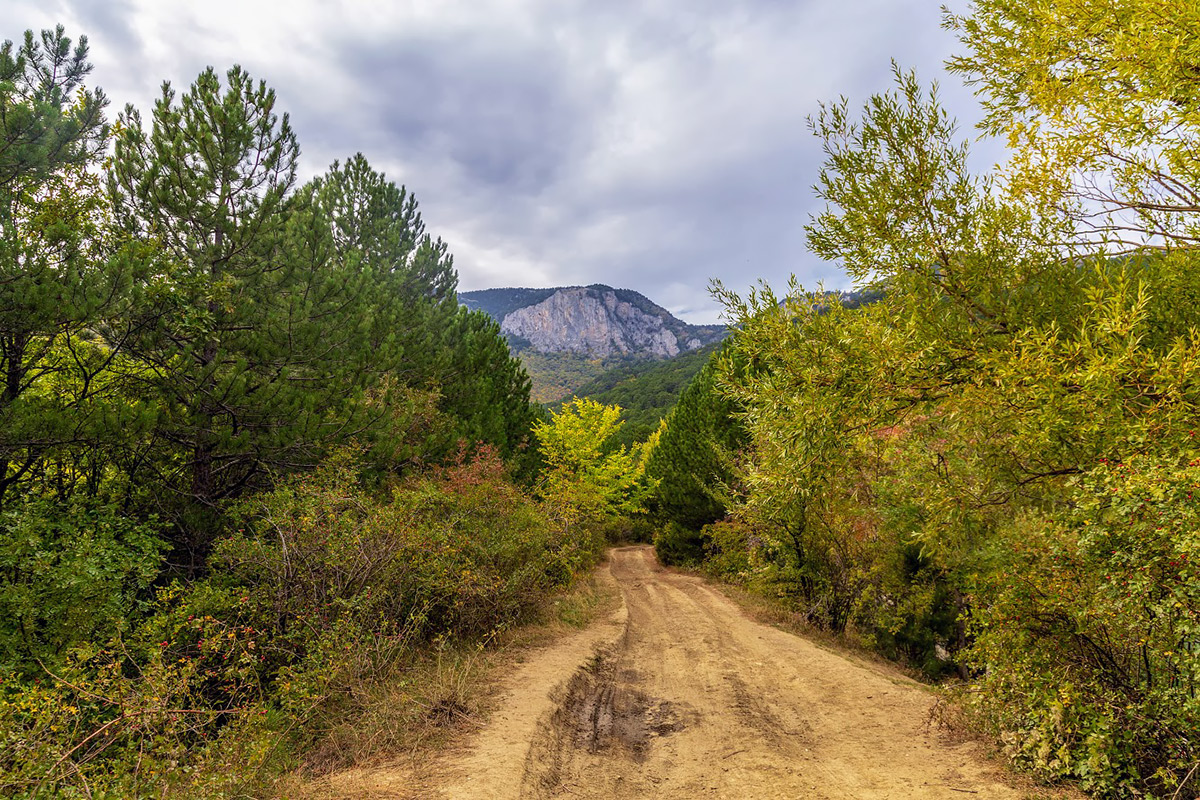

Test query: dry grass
[297,644,487,776]
[274,567,619,798]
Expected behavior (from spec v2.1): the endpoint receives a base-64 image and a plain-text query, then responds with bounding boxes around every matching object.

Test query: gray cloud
[345,37,592,193]
[5,1,997,324]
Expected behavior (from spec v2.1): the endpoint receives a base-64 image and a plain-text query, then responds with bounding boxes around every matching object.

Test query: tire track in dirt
[325,546,1039,799]
[519,547,1024,799]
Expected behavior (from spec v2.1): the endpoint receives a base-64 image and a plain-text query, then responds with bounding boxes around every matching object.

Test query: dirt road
[328,546,1030,799]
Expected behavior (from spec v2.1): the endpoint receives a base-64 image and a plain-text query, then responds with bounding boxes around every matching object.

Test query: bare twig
[1171,761,1200,800]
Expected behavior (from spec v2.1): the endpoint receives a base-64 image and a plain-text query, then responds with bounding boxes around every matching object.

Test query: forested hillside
[517,350,634,404]
[459,287,558,322]
[570,342,719,448]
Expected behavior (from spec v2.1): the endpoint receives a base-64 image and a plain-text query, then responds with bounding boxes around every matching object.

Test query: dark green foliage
[110,65,331,560]
[571,343,719,447]
[593,514,656,544]
[0,22,569,799]
[0,26,106,188]
[644,344,747,530]
[699,519,753,579]
[302,153,457,305]
[575,343,719,398]
[106,68,538,564]
[286,155,542,478]
[0,26,144,507]
[458,286,558,322]
[292,152,460,392]
[439,307,540,471]
[867,541,960,679]
[0,498,164,673]
[653,521,708,566]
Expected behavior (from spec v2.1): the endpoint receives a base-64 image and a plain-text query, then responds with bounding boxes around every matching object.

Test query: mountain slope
[570,342,720,447]
[460,285,725,358]
[459,285,727,403]
[459,287,559,323]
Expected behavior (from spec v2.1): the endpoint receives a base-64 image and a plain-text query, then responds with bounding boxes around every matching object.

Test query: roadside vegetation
[0,28,649,797]
[644,2,1200,796]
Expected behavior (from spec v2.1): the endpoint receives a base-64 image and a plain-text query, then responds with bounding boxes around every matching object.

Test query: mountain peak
[460,285,725,359]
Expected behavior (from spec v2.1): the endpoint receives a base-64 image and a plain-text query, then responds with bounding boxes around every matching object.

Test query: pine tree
[440,307,539,465]
[294,153,459,390]
[108,66,374,562]
[298,156,540,470]
[644,343,746,530]
[0,27,136,506]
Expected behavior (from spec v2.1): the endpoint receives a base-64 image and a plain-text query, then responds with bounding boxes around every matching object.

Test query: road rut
[327,546,1029,799]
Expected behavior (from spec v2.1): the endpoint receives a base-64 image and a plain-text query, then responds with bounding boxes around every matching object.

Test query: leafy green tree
[947,0,1200,249]
[711,30,1200,791]
[968,455,1200,795]
[534,398,652,528]
[292,153,458,386]
[572,342,721,448]
[109,67,543,563]
[714,285,901,630]
[301,153,456,305]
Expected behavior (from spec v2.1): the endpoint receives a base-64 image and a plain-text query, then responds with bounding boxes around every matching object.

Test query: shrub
[0,448,604,795]
[0,626,283,799]
[967,457,1200,797]
[594,515,656,544]
[0,499,165,674]
[654,521,708,566]
[700,519,753,580]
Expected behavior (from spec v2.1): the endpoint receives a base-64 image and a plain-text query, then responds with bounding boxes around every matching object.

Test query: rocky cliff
[458,283,720,355]
[460,285,725,359]
[502,287,682,357]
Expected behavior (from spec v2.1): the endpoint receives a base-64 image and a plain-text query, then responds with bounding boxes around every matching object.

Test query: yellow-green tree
[713,22,1200,792]
[533,398,652,528]
[947,0,1200,248]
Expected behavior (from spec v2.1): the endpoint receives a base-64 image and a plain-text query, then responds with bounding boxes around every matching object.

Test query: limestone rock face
[501,287,682,357]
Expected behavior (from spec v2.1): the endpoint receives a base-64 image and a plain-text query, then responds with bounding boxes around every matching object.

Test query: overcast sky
[9,1,999,324]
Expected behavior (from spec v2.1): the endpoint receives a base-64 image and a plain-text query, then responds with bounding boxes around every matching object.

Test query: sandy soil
[320,546,1035,799]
